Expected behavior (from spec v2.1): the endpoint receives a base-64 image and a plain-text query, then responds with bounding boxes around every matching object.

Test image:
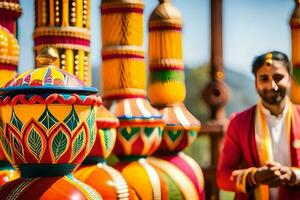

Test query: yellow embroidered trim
[149,19,182,28]
[65,175,102,200]
[102,164,130,200]
[235,167,255,193]
[139,159,161,200]
[101,1,144,10]
[34,26,91,40]
[0,2,21,13]
[35,44,90,52]
[102,45,144,55]
[103,88,146,97]
[150,58,184,68]
[0,55,19,65]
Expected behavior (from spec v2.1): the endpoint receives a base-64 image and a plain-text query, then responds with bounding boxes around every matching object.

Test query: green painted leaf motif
[72,131,84,157]
[64,106,79,132]
[103,129,114,151]
[52,130,68,161]
[86,108,95,131]
[120,127,139,141]
[38,107,58,130]
[158,127,163,137]
[89,126,96,149]
[27,128,43,160]
[144,127,155,138]
[13,135,24,159]
[87,108,96,149]
[167,130,182,142]
[189,130,197,137]
[0,134,12,160]
[10,109,23,132]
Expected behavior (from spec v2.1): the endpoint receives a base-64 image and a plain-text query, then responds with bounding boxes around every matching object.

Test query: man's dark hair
[251,51,292,76]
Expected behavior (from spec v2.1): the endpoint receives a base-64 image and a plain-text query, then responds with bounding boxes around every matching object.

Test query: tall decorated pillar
[0,0,22,186]
[147,0,205,199]
[100,0,165,199]
[0,48,102,199]
[290,0,300,103]
[0,0,21,88]
[0,0,21,34]
[34,0,91,85]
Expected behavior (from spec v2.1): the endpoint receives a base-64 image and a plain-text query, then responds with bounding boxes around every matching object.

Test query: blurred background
[17,1,295,198]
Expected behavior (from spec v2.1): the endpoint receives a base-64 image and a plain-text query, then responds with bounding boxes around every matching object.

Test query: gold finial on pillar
[36,47,59,66]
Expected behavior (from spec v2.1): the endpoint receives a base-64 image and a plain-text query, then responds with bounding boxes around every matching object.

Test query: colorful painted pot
[114,158,161,200]
[156,103,201,154]
[0,175,100,200]
[87,106,119,160]
[75,162,139,200]
[74,106,139,200]
[148,152,205,200]
[0,48,102,199]
[105,97,165,158]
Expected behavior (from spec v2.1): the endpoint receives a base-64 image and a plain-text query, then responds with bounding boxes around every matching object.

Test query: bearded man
[217,51,300,199]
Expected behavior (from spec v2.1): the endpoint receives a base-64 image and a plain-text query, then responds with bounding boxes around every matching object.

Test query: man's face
[255,61,290,105]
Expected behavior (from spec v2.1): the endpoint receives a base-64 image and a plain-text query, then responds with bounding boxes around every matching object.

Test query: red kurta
[217,105,300,200]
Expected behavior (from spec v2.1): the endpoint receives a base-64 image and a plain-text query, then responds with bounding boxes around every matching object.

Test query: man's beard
[257,87,287,105]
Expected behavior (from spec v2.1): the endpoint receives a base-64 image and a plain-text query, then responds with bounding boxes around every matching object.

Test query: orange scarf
[254,100,292,199]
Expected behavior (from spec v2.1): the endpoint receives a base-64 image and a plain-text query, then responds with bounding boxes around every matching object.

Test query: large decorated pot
[74,106,139,200]
[106,98,164,158]
[0,48,102,199]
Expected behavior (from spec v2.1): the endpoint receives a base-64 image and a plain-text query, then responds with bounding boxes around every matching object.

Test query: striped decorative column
[34,0,91,85]
[101,0,145,99]
[100,0,165,199]
[148,1,205,199]
[290,0,300,103]
[148,0,185,107]
[0,0,22,186]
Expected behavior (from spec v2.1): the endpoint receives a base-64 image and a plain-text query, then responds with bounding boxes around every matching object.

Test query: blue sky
[18,0,294,79]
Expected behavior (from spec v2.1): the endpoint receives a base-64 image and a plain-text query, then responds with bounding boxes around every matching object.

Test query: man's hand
[253,164,281,187]
[231,162,297,190]
[267,162,296,186]
[255,162,296,187]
